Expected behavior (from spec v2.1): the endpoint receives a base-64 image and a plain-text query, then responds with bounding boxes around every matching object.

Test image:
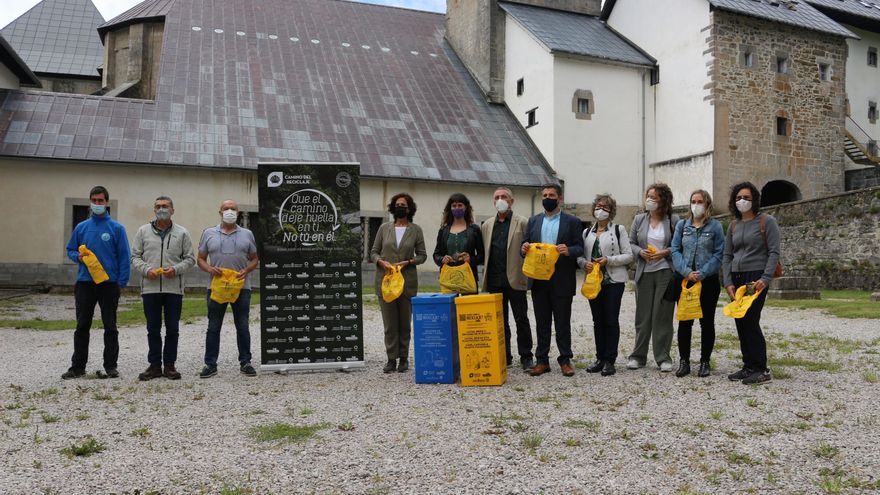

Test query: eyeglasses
[595,206,610,212]
[735,196,752,201]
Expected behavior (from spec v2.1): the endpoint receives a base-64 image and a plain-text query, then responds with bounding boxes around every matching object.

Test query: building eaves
[98,0,176,36]
[709,0,857,38]
[806,0,880,32]
[0,35,41,87]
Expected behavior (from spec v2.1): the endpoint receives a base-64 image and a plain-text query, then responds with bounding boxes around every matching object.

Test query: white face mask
[222,209,238,224]
[735,199,752,213]
[691,204,706,218]
[593,209,609,221]
[644,198,658,212]
[495,199,509,213]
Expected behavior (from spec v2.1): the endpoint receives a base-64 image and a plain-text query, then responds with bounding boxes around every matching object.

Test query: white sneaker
[626,359,641,370]
[659,361,674,372]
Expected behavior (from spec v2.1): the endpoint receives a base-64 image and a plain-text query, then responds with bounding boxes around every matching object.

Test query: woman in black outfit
[433,193,484,294]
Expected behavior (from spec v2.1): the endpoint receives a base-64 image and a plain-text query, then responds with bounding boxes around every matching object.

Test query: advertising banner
[255,162,364,371]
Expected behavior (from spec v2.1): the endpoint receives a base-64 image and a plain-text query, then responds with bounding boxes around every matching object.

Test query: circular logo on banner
[277,189,340,246]
[335,172,352,188]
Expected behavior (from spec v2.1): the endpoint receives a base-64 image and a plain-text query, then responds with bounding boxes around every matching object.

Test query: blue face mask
[90,203,107,216]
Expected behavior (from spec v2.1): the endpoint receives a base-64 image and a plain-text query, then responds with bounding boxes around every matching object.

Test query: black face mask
[393,206,408,219]
[542,198,558,212]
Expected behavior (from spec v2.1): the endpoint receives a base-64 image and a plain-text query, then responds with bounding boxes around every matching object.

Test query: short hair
[441,192,474,226]
[388,192,417,222]
[592,193,618,220]
[728,181,761,219]
[688,189,712,219]
[89,186,109,201]
[155,195,174,208]
[646,183,673,218]
[541,183,562,196]
[494,187,514,199]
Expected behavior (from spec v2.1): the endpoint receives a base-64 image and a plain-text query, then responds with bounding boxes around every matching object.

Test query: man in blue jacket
[63,186,131,379]
[521,184,585,377]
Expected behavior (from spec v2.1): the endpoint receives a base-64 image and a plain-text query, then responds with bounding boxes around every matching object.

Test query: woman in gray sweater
[722,182,781,385]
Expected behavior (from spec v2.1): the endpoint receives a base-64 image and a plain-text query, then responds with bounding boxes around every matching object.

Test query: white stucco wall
[0,62,20,89]
[607,0,715,164]
[649,153,714,205]
[844,25,880,155]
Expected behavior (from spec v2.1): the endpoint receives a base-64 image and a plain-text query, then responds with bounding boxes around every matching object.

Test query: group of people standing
[372,181,780,385]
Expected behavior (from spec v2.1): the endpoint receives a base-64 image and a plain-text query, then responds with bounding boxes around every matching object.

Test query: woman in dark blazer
[370,192,427,374]
[433,193,484,294]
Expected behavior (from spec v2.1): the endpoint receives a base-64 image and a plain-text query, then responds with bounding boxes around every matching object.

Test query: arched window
[761,180,801,207]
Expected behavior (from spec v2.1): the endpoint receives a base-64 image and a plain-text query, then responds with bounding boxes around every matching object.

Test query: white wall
[0,62,20,89]
[649,153,713,204]
[845,25,880,154]
[607,0,715,164]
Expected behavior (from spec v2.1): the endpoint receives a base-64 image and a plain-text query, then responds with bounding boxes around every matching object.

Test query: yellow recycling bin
[455,293,507,386]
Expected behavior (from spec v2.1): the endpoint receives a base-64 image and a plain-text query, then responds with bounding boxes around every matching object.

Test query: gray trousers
[629,269,675,365]
[378,295,412,361]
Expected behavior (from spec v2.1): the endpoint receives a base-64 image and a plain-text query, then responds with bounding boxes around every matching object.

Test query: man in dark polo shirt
[481,187,534,370]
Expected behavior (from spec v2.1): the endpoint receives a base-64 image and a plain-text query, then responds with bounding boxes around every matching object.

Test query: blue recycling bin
[412,293,459,384]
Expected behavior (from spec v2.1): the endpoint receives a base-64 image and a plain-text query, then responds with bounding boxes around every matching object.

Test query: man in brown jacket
[481,187,534,370]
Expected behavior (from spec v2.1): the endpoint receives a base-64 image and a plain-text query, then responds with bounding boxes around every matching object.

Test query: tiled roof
[0,35,41,86]
[709,0,857,37]
[97,0,176,35]
[499,2,655,66]
[0,0,554,187]
[806,0,880,24]
[0,0,105,77]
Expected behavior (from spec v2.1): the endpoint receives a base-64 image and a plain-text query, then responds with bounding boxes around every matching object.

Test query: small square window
[776,117,789,136]
[526,108,537,127]
[743,51,754,68]
[869,102,878,124]
[577,98,590,114]
[776,55,789,74]
[516,78,524,96]
[818,63,830,81]
[869,48,878,68]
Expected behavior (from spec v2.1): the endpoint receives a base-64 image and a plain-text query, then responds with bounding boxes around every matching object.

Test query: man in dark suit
[521,184,585,377]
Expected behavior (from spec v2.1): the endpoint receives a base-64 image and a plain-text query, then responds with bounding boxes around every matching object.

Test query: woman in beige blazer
[370,192,428,374]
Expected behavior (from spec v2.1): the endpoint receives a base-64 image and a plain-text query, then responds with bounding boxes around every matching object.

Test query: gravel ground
[0,290,879,495]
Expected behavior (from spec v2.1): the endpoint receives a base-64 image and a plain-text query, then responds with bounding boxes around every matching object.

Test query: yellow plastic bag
[381,265,405,303]
[78,245,109,284]
[676,279,703,321]
[522,243,560,281]
[723,284,763,319]
[210,268,245,304]
[580,264,603,300]
[439,262,477,294]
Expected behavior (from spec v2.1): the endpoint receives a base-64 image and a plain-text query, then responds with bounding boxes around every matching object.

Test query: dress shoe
[529,363,551,376]
[521,358,536,372]
[138,366,163,381]
[382,359,396,373]
[697,361,711,377]
[675,359,691,377]
[585,360,603,373]
[601,361,616,376]
[163,364,182,380]
[397,359,409,373]
[560,363,575,377]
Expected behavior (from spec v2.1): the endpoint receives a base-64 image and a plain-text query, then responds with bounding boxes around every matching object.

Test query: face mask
[451,207,465,219]
[736,199,752,213]
[691,204,706,218]
[495,199,509,213]
[90,203,106,216]
[222,209,238,224]
[542,198,558,212]
[393,206,408,219]
[594,209,609,221]
[155,208,171,221]
[644,198,658,212]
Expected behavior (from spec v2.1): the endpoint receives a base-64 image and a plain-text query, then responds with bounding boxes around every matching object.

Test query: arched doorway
[761,180,801,207]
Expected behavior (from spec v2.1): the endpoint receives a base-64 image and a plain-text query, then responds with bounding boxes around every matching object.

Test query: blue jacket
[670,217,724,280]
[522,211,585,296]
[66,213,131,287]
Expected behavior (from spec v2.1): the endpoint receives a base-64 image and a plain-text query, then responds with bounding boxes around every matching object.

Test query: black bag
[663,274,683,302]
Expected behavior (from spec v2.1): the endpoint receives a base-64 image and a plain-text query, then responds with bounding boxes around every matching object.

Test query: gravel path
[0,291,878,494]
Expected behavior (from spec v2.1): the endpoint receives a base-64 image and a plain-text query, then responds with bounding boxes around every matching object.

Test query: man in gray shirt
[197,199,259,378]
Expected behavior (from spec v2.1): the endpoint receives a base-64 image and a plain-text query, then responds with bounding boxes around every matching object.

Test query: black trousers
[71,282,120,372]
[677,275,720,363]
[488,285,533,362]
[531,285,573,365]
[731,271,769,372]
[587,282,625,363]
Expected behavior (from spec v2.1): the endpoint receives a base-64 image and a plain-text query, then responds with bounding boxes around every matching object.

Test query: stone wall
[708,10,848,205]
[846,167,880,190]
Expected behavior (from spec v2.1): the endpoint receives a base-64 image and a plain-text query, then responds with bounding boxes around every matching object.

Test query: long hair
[441,192,474,226]
[387,192,417,221]
[687,189,712,220]
[728,181,761,220]
[646,183,673,219]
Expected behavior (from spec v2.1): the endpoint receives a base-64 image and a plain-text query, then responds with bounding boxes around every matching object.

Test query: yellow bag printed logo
[723,284,763,319]
[676,279,703,321]
[580,264,602,300]
[78,245,109,284]
[210,268,245,304]
[522,243,560,281]
[439,262,477,294]
[381,265,405,303]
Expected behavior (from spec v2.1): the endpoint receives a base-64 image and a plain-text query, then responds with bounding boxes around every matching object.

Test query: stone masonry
[708,10,848,205]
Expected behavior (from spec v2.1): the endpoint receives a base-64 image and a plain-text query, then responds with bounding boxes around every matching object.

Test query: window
[577,98,589,114]
[740,45,755,68]
[776,53,789,74]
[516,78,524,96]
[818,63,830,81]
[526,108,538,128]
[869,47,877,68]
[870,101,878,124]
[776,116,789,136]
[70,204,113,233]
[64,198,117,262]
[572,89,595,120]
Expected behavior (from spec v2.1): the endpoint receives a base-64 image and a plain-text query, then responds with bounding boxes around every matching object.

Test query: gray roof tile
[709,0,857,37]
[806,0,880,24]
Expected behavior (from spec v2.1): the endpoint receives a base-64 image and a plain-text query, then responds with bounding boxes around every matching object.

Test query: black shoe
[199,366,218,379]
[506,357,513,367]
[96,368,119,379]
[601,361,616,376]
[521,358,535,372]
[675,360,691,377]
[61,368,85,380]
[727,367,752,381]
[586,360,604,373]
[698,361,711,377]
[742,370,771,385]
[138,366,163,381]
[163,364,182,380]
[240,363,257,377]
[397,359,409,373]
[383,360,396,373]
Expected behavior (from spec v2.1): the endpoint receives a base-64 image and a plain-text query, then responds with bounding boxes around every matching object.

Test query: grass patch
[863,371,878,384]
[60,437,105,458]
[130,427,151,438]
[521,433,544,451]
[769,356,840,373]
[813,442,839,459]
[41,412,60,423]
[773,367,792,379]
[219,486,253,495]
[765,290,880,319]
[561,418,599,432]
[249,422,330,443]
[564,438,582,447]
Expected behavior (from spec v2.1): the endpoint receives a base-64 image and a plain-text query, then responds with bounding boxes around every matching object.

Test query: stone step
[770,276,820,291]
[767,289,820,300]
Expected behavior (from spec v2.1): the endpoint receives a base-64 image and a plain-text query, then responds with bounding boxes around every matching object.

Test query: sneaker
[163,364,182,380]
[397,359,409,373]
[199,366,218,379]
[626,359,642,370]
[240,363,257,376]
[138,366,163,381]
[727,367,752,381]
[742,370,772,385]
[659,361,674,373]
[61,368,85,380]
[96,368,119,379]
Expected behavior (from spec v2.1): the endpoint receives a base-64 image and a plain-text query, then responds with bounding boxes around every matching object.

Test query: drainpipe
[641,70,647,196]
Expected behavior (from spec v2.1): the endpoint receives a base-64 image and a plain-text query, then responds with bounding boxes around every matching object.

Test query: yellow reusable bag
[580,264,603,300]
[210,268,245,304]
[522,243,560,281]
[78,245,109,284]
[439,262,477,294]
[381,265,405,303]
[676,279,703,321]
[723,284,763,319]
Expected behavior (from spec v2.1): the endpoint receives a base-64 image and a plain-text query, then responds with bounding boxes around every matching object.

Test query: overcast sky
[0,0,447,31]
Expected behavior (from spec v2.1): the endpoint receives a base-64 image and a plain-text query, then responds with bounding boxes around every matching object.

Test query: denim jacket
[671,217,724,279]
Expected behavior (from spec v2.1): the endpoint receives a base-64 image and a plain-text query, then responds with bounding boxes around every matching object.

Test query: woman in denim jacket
[670,189,724,377]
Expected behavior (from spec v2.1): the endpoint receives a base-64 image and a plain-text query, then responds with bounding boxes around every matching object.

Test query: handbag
[580,264,603,300]
[676,279,703,321]
[439,262,477,294]
[522,243,560,281]
[381,265,405,302]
